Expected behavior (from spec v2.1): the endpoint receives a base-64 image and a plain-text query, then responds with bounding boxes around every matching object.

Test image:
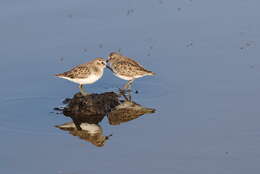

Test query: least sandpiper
[107,52,155,90]
[55,57,106,95]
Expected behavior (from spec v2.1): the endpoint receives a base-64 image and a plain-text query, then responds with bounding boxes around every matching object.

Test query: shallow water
[1,0,260,173]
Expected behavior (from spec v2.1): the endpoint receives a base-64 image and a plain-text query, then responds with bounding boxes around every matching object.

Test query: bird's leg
[119,89,132,101]
[118,79,134,100]
[79,84,88,96]
[128,92,132,101]
[123,79,134,91]
[118,88,129,100]
[119,79,134,101]
[71,117,82,130]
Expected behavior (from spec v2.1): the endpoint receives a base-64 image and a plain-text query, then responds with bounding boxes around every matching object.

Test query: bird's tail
[54,73,65,77]
[55,122,76,131]
[146,71,156,76]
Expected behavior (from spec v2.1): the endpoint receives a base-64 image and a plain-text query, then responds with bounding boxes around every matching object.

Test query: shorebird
[55,57,106,95]
[106,52,155,91]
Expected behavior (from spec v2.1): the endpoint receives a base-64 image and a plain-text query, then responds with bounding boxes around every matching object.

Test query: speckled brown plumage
[55,57,107,95]
[56,64,91,79]
[55,122,108,147]
[107,52,155,80]
[55,57,106,83]
[111,61,154,78]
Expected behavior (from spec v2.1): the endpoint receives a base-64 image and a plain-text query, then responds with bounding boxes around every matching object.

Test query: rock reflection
[55,91,156,147]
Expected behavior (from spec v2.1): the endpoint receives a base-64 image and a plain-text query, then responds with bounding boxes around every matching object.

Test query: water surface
[1,0,260,174]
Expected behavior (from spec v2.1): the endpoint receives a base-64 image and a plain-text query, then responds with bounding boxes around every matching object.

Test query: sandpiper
[107,52,155,90]
[55,57,106,95]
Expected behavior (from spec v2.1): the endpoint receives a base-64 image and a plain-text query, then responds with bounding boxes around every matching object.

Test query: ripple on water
[0,96,65,135]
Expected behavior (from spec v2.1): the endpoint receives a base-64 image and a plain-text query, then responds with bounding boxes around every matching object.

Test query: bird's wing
[123,56,142,66]
[112,61,149,77]
[62,64,91,79]
[69,130,91,141]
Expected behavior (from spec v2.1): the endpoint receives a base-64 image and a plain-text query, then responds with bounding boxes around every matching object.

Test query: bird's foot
[118,88,132,101]
[79,86,89,96]
[80,91,89,96]
[119,88,132,94]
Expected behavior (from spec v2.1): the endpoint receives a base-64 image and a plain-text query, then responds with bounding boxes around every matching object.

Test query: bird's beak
[105,134,112,140]
[106,57,111,63]
[106,65,113,72]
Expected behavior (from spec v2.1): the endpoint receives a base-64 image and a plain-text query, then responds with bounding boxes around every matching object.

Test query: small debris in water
[239,31,246,36]
[126,9,134,16]
[186,41,193,47]
[249,65,255,69]
[240,40,255,50]
[144,37,153,43]
[99,44,103,48]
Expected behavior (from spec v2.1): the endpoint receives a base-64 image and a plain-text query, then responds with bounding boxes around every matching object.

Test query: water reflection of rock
[55,92,156,147]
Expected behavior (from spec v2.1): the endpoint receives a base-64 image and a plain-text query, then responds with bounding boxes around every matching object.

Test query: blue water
[1,0,260,173]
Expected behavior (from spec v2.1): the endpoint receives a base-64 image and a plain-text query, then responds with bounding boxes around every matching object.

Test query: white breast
[80,123,101,134]
[114,73,133,80]
[60,71,103,85]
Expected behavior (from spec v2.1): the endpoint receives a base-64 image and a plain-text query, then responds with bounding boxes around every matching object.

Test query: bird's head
[93,134,112,147]
[107,52,122,63]
[93,57,106,68]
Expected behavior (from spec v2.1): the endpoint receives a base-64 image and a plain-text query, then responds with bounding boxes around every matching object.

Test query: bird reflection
[54,91,156,147]
[56,122,111,147]
[108,100,155,125]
